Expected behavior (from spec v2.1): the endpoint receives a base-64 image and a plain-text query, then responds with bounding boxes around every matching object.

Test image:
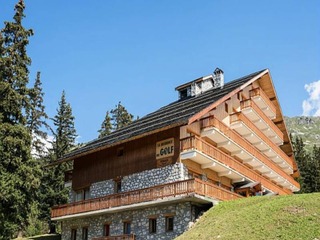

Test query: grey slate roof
[60,69,266,161]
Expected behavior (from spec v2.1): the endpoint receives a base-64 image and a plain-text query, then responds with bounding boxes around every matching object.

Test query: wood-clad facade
[73,127,180,190]
[51,69,300,240]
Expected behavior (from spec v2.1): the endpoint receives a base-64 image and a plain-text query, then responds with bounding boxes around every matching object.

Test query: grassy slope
[176,193,320,240]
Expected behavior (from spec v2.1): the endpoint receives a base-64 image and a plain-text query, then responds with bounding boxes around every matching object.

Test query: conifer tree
[40,90,77,233]
[52,90,77,159]
[26,71,49,156]
[0,1,40,238]
[110,101,133,130]
[309,145,320,192]
[292,136,309,193]
[98,111,112,138]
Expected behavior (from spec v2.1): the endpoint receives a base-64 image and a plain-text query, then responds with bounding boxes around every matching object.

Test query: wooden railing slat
[51,177,242,218]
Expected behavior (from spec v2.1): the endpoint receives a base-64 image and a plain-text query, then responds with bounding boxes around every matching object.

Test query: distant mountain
[284,116,320,151]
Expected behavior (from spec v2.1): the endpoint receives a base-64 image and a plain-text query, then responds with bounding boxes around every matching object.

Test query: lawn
[176,193,320,240]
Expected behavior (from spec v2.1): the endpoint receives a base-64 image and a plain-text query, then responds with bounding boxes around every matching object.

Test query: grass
[176,193,320,240]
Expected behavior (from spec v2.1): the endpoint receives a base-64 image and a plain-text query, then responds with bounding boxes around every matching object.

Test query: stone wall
[61,202,193,240]
[122,163,189,192]
[68,163,189,203]
[90,179,114,199]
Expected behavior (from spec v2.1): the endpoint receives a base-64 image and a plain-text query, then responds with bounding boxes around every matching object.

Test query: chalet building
[51,68,300,240]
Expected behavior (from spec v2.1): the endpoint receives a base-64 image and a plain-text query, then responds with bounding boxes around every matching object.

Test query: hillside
[285,116,320,151]
[176,193,320,240]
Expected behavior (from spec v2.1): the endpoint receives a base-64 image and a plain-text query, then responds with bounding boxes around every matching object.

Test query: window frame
[149,218,157,234]
[103,223,110,236]
[123,221,131,234]
[82,227,88,240]
[165,216,174,232]
[71,228,77,240]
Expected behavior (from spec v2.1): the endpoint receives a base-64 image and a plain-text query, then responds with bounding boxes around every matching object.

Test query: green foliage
[26,71,49,156]
[98,101,134,138]
[25,201,47,237]
[0,124,41,239]
[0,0,33,125]
[98,111,112,138]
[176,193,320,240]
[52,91,77,159]
[0,1,41,238]
[39,91,77,233]
[292,136,320,193]
[110,101,133,131]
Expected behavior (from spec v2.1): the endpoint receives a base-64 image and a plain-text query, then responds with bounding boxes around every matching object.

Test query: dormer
[176,68,224,100]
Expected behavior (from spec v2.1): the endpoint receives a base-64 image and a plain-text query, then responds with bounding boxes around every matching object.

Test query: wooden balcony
[51,178,241,219]
[230,112,292,173]
[93,234,135,240]
[181,136,298,195]
[240,99,283,145]
[199,118,300,191]
[249,87,276,119]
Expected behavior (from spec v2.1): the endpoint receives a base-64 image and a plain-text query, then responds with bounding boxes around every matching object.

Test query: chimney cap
[214,67,224,75]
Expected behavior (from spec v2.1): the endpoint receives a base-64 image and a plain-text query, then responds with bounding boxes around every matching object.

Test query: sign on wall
[156,138,175,159]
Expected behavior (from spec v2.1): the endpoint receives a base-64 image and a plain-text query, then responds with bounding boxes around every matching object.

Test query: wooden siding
[73,127,180,190]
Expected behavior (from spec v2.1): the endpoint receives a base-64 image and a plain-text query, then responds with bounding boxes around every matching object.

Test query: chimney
[213,67,224,88]
[175,67,225,99]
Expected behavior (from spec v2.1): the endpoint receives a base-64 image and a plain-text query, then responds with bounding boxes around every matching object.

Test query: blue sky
[1,0,319,143]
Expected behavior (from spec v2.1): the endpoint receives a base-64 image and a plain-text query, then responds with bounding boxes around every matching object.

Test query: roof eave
[187,69,269,124]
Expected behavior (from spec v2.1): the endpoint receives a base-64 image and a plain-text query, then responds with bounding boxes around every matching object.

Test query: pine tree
[52,90,77,159]
[0,1,40,238]
[26,71,49,156]
[40,90,77,233]
[110,101,133,130]
[98,111,112,138]
[310,145,320,192]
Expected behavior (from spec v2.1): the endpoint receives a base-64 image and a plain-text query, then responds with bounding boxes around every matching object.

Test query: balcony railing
[181,135,294,195]
[51,178,241,219]
[93,234,135,240]
[230,112,292,170]
[240,99,283,142]
[249,87,276,117]
[200,116,298,189]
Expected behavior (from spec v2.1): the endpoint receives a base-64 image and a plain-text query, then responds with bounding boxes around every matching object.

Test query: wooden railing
[229,112,292,169]
[181,135,294,195]
[249,87,276,115]
[93,234,135,240]
[200,116,298,189]
[240,99,283,140]
[51,178,241,219]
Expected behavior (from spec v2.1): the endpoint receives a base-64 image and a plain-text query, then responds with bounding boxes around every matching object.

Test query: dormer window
[176,67,224,99]
[179,87,191,99]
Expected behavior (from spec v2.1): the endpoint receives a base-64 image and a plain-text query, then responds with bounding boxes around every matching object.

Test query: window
[82,227,88,240]
[149,218,157,234]
[103,224,110,236]
[165,216,174,232]
[123,222,131,234]
[71,229,77,240]
[74,188,90,202]
[179,87,191,99]
[115,180,122,193]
